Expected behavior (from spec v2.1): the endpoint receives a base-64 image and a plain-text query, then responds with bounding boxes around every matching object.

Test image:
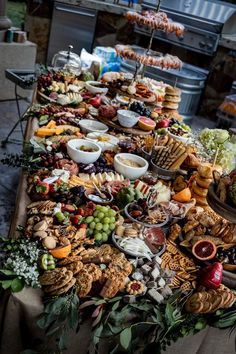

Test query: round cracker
[49,277,76,296]
[66,261,84,275]
[39,267,67,286]
[43,270,73,292]
[76,271,93,298]
[58,256,82,266]
[185,299,204,313]
[208,294,224,313]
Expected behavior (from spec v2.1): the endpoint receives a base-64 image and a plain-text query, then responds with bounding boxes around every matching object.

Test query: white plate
[112,232,166,259]
[85,132,119,151]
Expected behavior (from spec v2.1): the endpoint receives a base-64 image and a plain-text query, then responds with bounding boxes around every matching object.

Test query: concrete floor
[0,98,216,237]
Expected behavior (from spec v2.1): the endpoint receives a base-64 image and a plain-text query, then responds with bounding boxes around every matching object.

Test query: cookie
[208,294,224,313]
[185,299,204,313]
[58,255,82,266]
[82,263,102,281]
[66,261,84,275]
[49,278,76,296]
[76,271,93,298]
[43,270,74,292]
[39,267,67,286]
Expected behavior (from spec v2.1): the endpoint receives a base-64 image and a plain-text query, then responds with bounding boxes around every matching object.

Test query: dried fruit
[50,244,72,259]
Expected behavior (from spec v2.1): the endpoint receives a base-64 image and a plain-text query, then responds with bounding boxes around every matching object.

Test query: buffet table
[0,99,235,353]
[1,8,236,349]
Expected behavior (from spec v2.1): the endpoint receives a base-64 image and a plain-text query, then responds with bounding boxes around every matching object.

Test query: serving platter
[112,232,166,259]
[207,183,236,224]
[97,115,151,136]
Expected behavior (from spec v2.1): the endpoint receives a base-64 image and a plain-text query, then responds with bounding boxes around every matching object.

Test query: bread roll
[165,86,181,96]
[191,192,208,206]
[195,175,212,189]
[197,163,213,179]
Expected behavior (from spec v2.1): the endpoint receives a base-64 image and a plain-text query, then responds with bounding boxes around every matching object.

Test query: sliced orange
[192,239,217,261]
[172,187,192,203]
[49,244,71,259]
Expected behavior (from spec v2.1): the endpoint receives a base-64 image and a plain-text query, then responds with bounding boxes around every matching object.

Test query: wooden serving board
[97,115,151,136]
[207,183,236,224]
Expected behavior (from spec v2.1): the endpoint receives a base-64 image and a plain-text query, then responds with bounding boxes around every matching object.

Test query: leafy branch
[37,289,80,352]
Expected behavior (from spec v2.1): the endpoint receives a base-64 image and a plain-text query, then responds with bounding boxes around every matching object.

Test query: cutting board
[97,115,152,136]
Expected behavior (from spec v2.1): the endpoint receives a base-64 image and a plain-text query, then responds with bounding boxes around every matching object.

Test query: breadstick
[169,152,188,170]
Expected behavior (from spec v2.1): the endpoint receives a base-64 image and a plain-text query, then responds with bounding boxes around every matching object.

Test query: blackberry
[129,101,151,117]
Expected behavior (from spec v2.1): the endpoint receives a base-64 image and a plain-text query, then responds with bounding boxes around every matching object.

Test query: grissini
[169,152,188,170]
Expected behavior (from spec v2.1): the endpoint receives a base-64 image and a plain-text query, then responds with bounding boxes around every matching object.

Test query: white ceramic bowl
[114,153,148,180]
[67,139,101,164]
[85,81,108,95]
[85,132,119,151]
[78,119,108,133]
[168,131,191,144]
[117,110,140,128]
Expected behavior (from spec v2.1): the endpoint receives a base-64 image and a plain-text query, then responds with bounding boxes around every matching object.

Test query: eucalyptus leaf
[37,315,56,330]
[46,326,61,337]
[165,303,174,326]
[68,307,79,329]
[11,278,24,292]
[79,300,97,309]
[92,309,103,327]
[94,299,107,305]
[58,333,69,351]
[1,280,13,290]
[44,297,67,314]
[120,327,132,350]
[129,303,152,312]
[108,296,122,303]
[0,269,16,276]
[107,322,122,335]
[93,324,104,345]
[112,301,120,311]
[153,307,164,328]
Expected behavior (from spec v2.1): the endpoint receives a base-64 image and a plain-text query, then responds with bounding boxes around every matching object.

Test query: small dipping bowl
[85,81,108,95]
[150,159,176,180]
[84,188,113,205]
[114,153,148,180]
[67,139,101,164]
[117,109,140,128]
[78,119,108,134]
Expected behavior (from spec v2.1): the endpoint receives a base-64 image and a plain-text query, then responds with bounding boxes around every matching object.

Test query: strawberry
[79,223,87,229]
[70,215,82,225]
[77,208,85,216]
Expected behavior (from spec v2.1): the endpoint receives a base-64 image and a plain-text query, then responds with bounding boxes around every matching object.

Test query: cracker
[49,277,76,296]
[43,270,74,292]
[39,267,67,286]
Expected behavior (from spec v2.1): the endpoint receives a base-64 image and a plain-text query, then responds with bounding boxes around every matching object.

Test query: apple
[89,95,101,108]
[156,119,170,129]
